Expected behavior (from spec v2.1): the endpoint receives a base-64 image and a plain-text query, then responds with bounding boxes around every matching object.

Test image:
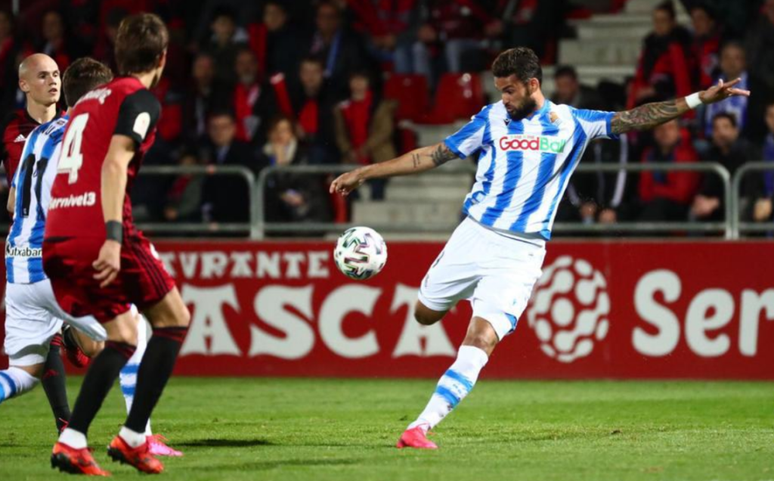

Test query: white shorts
[418,217,546,340]
[4,279,107,366]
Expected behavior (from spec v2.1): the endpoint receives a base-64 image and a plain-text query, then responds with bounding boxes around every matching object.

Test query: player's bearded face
[506,82,538,121]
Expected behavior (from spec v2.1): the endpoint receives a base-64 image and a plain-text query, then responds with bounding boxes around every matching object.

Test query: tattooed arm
[330,142,458,196]
[610,78,751,135]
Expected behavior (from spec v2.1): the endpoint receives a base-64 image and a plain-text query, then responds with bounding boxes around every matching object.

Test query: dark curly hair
[491,47,542,86]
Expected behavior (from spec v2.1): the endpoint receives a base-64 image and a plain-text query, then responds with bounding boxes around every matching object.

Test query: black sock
[125,327,188,433]
[67,341,136,436]
[42,334,70,433]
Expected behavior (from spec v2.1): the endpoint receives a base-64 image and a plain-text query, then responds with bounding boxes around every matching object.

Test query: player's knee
[106,315,138,346]
[414,302,444,325]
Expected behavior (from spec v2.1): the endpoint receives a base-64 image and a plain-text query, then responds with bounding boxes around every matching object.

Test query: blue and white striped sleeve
[12,134,35,189]
[443,107,489,159]
[572,108,619,141]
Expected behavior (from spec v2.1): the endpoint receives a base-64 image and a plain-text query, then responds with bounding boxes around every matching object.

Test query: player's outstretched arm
[330,142,457,196]
[610,78,750,135]
[93,135,135,288]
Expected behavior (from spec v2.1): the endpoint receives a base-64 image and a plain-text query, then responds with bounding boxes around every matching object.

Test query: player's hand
[699,78,750,105]
[329,170,365,196]
[93,240,121,288]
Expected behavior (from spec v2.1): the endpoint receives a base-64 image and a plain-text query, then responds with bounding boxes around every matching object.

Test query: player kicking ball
[330,47,748,449]
[43,14,190,475]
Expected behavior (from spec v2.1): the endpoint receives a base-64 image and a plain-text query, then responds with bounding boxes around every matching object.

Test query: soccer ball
[333,227,388,280]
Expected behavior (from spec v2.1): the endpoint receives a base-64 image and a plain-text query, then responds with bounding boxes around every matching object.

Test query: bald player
[0,53,71,433]
[1,54,63,184]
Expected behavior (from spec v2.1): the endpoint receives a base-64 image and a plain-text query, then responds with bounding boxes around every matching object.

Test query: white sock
[119,314,152,435]
[119,426,147,448]
[408,345,489,431]
[0,367,40,403]
[59,428,88,449]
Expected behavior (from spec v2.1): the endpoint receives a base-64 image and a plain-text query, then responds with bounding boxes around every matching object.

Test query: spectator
[232,47,277,145]
[263,1,308,81]
[184,53,230,142]
[92,7,127,71]
[485,0,565,62]
[308,1,373,101]
[558,137,632,226]
[201,111,259,224]
[639,120,700,221]
[38,10,81,73]
[755,102,774,224]
[703,42,750,139]
[412,1,489,86]
[291,56,339,165]
[203,6,249,85]
[551,66,604,110]
[334,71,397,200]
[689,4,720,89]
[262,115,332,224]
[346,0,419,73]
[164,150,204,223]
[691,113,758,222]
[746,0,774,96]
[628,0,693,109]
[0,10,20,111]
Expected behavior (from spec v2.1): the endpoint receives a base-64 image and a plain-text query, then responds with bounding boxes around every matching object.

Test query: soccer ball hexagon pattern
[526,256,610,363]
[333,227,388,280]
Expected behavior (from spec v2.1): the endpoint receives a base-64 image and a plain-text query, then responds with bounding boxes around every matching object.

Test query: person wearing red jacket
[638,119,700,221]
[628,1,694,109]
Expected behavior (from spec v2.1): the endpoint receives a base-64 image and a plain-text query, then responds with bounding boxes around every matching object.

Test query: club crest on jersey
[499,134,566,153]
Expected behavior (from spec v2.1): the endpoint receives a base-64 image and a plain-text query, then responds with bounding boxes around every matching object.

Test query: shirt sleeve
[443,106,490,159]
[113,89,161,147]
[572,108,619,141]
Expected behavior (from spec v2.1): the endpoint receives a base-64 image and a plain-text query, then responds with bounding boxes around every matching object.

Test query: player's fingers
[723,78,742,88]
[93,267,111,281]
[100,271,118,288]
[728,88,751,96]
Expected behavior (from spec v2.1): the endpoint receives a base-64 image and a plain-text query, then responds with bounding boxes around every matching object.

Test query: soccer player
[0,53,82,434]
[0,57,182,458]
[43,14,190,475]
[330,47,749,449]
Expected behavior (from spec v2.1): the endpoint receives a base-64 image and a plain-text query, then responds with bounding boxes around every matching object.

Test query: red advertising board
[1,240,773,379]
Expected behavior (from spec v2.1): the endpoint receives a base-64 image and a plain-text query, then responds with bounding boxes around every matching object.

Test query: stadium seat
[420,73,484,124]
[384,74,429,122]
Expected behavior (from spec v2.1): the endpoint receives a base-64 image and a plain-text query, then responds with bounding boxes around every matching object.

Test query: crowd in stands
[0,0,772,234]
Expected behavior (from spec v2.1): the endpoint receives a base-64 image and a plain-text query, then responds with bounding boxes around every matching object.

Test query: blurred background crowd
[0,0,772,234]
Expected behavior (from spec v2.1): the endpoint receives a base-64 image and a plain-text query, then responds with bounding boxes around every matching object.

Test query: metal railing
[134,165,258,237]
[254,162,733,239]
[731,162,774,238]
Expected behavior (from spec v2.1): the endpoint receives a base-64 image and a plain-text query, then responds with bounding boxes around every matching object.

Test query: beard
[507,96,538,121]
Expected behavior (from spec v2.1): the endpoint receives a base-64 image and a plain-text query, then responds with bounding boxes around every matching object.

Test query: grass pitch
[0,378,772,480]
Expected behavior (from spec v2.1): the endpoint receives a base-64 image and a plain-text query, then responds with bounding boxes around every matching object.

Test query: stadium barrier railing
[254,162,732,239]
[134,165,258,237]
[730,162,774,239]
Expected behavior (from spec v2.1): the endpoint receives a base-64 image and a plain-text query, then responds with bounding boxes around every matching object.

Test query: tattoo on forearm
[430,144,457,166]
[412,153,421,169]
[610,99,686,134]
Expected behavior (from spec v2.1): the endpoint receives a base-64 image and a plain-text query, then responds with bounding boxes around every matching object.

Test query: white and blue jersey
[6,116,68,284]
[445,100,617,241]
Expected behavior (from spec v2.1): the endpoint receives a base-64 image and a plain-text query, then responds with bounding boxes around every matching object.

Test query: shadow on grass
[175,438,274,448]
[194,458,360,471]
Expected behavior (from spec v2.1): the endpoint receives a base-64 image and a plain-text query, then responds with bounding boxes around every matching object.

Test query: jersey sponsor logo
[13,134,26,143]
[5,244,43,258]
[499,134,566,154]
[76,87,112,106]
[133,112,151,140]
[49,191,97,210]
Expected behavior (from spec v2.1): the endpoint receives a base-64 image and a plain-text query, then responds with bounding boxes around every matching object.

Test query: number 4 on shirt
[58,113,88,184]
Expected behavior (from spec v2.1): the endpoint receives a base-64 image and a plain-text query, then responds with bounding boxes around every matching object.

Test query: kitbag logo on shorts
[6,244,42,258]
[499,134,566,153]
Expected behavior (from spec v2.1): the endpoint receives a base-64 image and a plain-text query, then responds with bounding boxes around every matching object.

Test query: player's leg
[57,311,138,449]
[116,288,190,449]
[40,334,71,432]
[397,316,495,449]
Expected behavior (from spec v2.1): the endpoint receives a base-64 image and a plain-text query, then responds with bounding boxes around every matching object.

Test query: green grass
[1,378,773,480]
